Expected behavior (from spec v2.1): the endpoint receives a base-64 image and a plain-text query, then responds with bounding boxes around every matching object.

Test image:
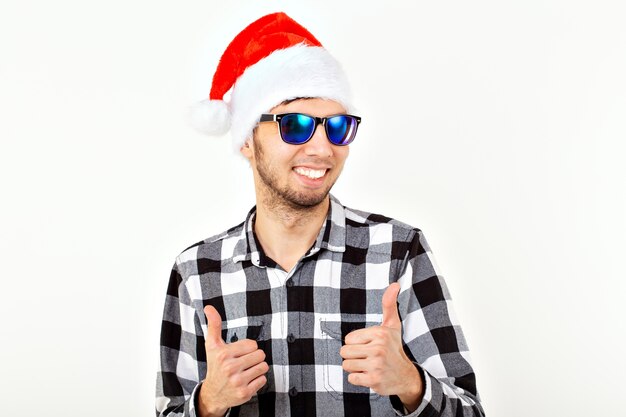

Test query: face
[241,98,351,210]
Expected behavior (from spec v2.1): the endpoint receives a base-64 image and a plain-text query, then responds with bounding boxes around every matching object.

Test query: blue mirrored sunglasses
[259,113,361,146]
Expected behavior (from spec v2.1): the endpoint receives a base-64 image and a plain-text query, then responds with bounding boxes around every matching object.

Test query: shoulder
[173,220,246,273]
[344,202,421,237]
[336,201,428,253]
[339,204,438,278]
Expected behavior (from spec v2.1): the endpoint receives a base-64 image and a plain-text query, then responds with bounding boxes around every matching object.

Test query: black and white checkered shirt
[156,195,484,417]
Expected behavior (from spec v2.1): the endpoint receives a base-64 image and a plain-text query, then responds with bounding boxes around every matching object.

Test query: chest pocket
[319,320,382,399]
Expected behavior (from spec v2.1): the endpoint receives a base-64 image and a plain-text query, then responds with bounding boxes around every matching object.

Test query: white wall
[1,0,624,415]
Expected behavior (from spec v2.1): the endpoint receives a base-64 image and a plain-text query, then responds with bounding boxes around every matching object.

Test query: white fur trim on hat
[229,44,353,153]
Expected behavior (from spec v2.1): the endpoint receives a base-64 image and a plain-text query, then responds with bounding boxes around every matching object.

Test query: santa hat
[190,12,354,152]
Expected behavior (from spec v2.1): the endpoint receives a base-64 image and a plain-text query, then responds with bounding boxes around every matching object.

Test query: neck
[254,194,330,272]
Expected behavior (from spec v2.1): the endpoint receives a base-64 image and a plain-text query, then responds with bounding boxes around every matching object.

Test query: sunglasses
[259,113,361,146]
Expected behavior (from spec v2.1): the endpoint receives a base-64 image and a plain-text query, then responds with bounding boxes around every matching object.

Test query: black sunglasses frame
[259,113,362,146]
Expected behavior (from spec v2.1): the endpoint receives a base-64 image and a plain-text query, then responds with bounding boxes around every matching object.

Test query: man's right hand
[197,305,269,417]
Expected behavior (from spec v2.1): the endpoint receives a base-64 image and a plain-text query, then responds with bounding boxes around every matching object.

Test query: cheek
[335,147,350,167]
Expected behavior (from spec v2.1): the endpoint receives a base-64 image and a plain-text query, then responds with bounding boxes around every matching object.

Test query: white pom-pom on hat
[190,99,231,136]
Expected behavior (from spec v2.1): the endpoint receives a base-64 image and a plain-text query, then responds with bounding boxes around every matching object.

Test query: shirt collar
[231,194,347,266]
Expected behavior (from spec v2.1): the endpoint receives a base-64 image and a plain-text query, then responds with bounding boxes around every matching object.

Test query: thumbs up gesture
[340,283,424,412]
[197,306,269,417]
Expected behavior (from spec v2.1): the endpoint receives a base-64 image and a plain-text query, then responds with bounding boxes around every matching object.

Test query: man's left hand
[340,282,424,412]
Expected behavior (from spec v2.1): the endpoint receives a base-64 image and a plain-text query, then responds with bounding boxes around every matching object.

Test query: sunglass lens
[280,114,315,144]
[326,115,358,145]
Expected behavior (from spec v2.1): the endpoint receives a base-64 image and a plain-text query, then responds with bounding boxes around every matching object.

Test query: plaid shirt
[156,195,484,417]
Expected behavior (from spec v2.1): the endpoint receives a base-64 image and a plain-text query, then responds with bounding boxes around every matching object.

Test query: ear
[240,138,254,160]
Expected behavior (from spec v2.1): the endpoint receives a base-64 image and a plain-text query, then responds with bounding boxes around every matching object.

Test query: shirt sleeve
[391,230,486,417]
[156,260,208,417]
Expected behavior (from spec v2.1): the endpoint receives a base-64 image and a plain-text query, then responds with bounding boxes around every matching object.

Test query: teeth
[294,167,326,179]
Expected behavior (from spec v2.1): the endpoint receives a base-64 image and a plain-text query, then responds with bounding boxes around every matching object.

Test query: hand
[340,283,424,412]
[197,306,269,417]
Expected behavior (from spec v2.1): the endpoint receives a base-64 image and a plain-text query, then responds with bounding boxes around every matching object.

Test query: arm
[156,261,206,417]
[394,230,485,417]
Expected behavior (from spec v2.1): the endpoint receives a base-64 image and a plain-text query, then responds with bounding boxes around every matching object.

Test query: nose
[303,123,333,157]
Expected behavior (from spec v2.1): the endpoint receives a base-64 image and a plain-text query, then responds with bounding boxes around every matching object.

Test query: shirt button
[287,333,295,343]
[230,334,238,342]
[289,387,298,397]
[286,279,294,288]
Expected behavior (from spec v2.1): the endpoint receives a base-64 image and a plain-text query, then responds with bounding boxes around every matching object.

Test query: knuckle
[215,349,228,363]
[222,362,237,376]
[372,346,385,357]
[347,373,356,384]
[230,374,243,387]
[235,387,249,400]
[257,375,268,388]
[351,373,363,386]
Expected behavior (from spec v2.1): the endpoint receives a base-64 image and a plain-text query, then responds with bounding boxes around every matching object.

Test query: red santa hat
[190,12,354,152]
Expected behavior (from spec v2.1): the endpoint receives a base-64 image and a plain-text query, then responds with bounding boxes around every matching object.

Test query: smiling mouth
[293,167,328,179]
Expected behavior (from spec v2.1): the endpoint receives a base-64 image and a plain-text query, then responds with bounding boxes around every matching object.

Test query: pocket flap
[222,324,263,343]
[320,320,378,341]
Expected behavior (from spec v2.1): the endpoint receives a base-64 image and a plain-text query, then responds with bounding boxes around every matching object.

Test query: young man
[156,12,484,417]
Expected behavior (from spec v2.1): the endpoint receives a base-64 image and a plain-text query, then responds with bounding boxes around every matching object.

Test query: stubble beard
[254,139,336,214]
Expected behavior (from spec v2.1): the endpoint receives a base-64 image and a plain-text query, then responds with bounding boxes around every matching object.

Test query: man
[156,12,484,417]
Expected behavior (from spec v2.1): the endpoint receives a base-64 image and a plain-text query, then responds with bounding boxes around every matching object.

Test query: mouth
[293,166,328,180]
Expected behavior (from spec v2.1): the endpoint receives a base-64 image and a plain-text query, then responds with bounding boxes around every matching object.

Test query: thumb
[381,282,402,329]
[204,305,225,348]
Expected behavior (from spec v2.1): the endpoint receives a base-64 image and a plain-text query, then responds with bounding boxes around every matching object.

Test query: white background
[1,0,625,416]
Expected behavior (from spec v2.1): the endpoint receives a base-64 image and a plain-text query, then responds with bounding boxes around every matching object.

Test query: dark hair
[279,97,313,105]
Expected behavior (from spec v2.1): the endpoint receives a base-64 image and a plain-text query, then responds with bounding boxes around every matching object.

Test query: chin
[283,189,331,209]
